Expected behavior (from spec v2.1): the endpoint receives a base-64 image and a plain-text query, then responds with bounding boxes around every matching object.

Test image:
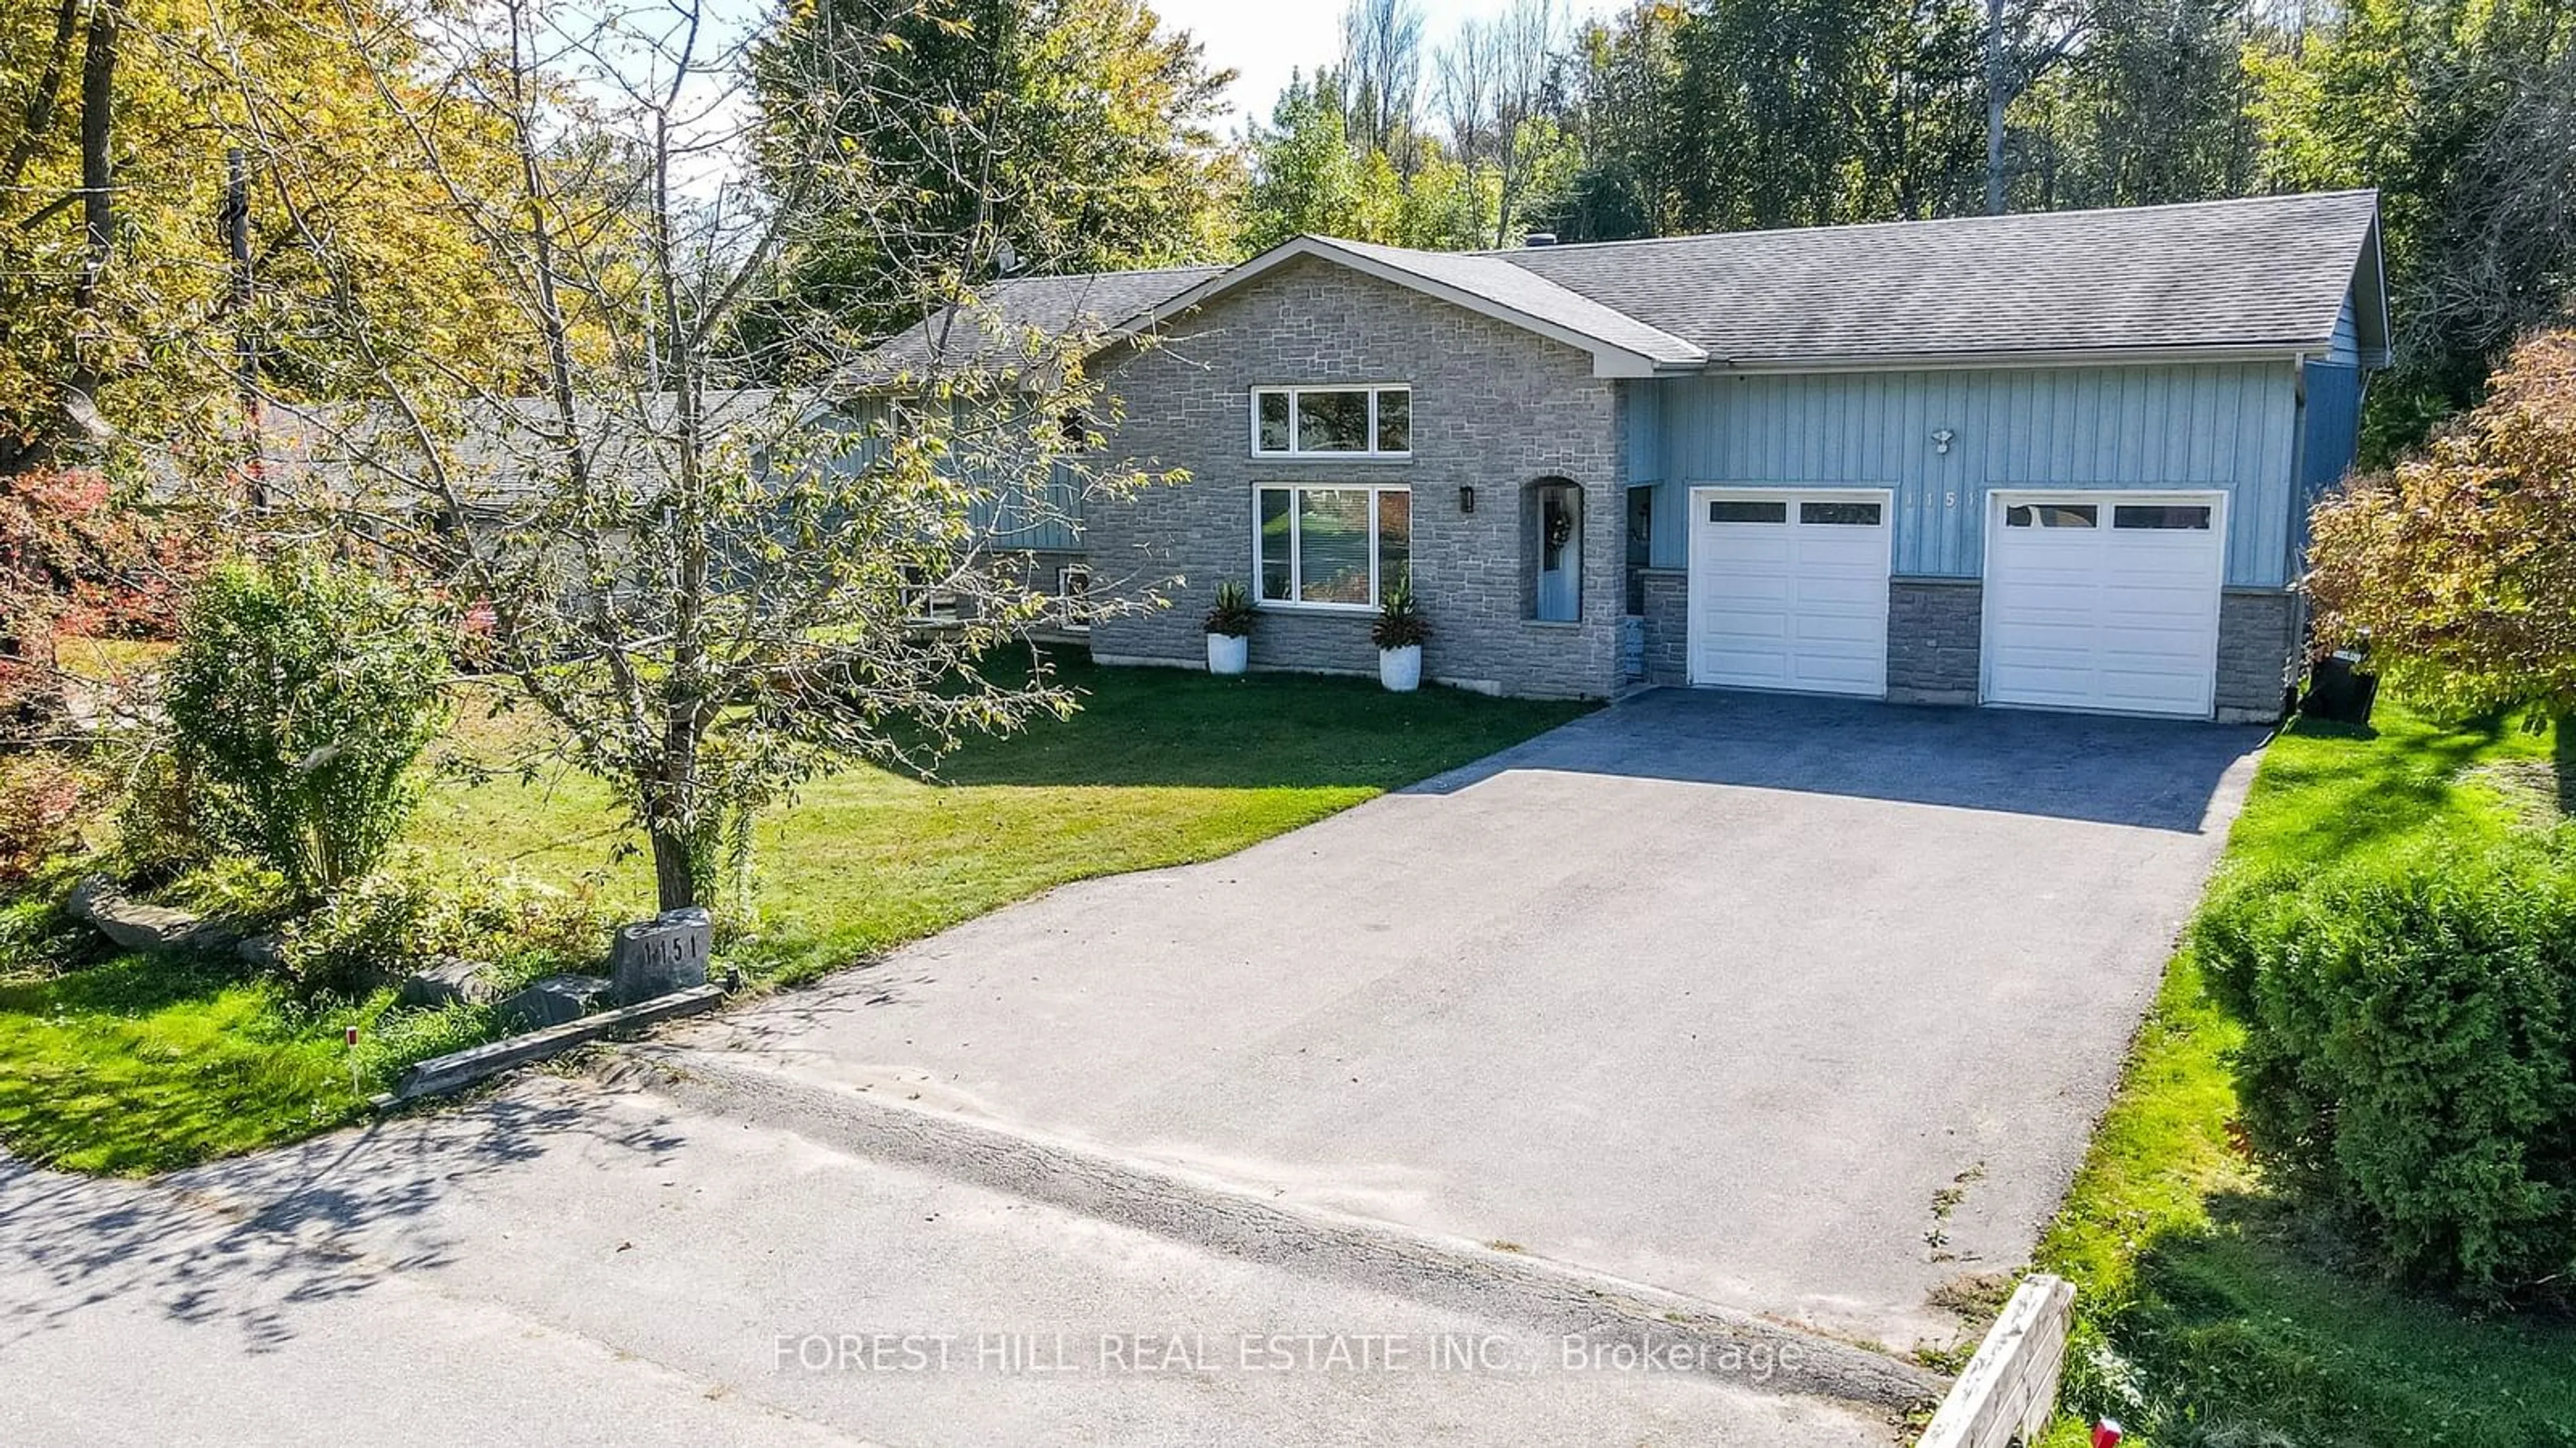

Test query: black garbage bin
[2301,649,2379,725]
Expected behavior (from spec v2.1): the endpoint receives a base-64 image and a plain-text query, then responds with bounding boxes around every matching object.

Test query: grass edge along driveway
[0,658,1591,1176]
[2031,705,2576,1448]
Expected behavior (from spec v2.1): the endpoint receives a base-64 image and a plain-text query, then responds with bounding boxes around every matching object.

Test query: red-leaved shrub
[0,754,85,886]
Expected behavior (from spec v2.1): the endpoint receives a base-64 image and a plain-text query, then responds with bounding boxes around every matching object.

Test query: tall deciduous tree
[747,0,1234,350]
[237,0,1171,912]
[1238,67,1500,253]
[1542,4,1683,242]
[1481,0,1574,246]
[0,0,519,479]
[1660,0,1986,229]
[1343,0,1428,161]
[2254,0,2576,456]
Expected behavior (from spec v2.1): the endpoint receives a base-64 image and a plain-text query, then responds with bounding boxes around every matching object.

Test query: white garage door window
[1687,487,1893,696]
[1982,491,2226,717]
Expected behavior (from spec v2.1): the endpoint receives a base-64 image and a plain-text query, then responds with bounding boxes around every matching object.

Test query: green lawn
[0,947,372,1174]
[2035,707,2576,1447]
[0,655,1589,1174]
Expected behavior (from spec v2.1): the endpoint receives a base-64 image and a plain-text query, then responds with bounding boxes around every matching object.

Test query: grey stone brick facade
[1083,257,1625,698]
[1636,568,1688,687]
[1885,578,1982,705]
[1071,252,2307,721]
[2216,588,2304,723]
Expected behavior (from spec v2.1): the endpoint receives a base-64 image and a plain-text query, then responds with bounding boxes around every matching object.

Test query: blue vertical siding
[1631,362,2302,586]
[968,460,1085,552]
[2328,299,2361,364]
[828,395,1086,552]
[2291,360,2365,574]
[1625,376,1662,482]
[2301,364,2363,490]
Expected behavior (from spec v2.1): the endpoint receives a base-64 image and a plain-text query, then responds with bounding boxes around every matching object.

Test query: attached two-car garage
[1684,486,2229,719]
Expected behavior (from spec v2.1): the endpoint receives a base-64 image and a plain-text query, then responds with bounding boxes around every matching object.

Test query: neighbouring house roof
[859,190,2387,382]
[859,266,1227,382]
[259,388,794,507]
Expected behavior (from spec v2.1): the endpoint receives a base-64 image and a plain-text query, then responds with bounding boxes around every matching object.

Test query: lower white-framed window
[1056,562,1094,629]
[1255,482,1411,608]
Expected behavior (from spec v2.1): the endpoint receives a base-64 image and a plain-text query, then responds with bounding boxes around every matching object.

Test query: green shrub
[109,748,221,887]
[157,856,292,923]
[275,869,613,1000]
[165,556,450,900]
[0,891,105,977]
[2195,834,2576,1300]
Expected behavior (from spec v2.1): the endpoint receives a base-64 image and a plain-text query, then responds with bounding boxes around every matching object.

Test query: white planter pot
[1378,644,1422,692]
[1206,632,1250,676]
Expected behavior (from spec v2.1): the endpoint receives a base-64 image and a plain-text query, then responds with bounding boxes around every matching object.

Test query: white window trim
[1252,482,1411,613]
[1250,384,1413,459]
[1687,484,1896,527]
[1986,488,2229,535]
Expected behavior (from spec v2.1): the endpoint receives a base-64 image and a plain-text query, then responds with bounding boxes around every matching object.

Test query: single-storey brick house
[877,191,2388,722]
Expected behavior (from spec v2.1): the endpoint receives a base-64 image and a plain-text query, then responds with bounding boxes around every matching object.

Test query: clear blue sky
[1150,0,1626,135]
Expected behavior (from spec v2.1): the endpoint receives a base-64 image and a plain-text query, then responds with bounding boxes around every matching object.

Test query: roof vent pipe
[1521,231,1558,248]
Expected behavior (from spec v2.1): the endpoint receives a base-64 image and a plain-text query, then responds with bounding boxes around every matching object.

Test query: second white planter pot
[1378,644,1421,692]
[1207,632,1250,676]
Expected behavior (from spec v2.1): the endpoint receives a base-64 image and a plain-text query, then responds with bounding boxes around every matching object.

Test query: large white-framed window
[1252,385,1411,458]
[1254,483,1411,609]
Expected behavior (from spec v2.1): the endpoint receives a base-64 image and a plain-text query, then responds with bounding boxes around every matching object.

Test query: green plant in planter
[1204,580,1257,637]
[1371,576,1431,650]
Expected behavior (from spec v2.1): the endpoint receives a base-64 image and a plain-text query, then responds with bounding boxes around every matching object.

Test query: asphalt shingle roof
[862,266,1226,379]
[1318,238,1705,366]
[858,192,2381,377]
[1491,191,2381,365]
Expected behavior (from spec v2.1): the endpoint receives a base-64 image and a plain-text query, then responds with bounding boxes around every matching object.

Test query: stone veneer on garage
[2215,589,2303,724]
[1638,570,2298,722]
[1082,257,1627,699]
[1884,578,1984,705]
[1635,569,1689,688]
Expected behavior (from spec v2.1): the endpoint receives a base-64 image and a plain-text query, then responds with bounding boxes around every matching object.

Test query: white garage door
[1688,488,1892,696]
[1983,493,2226,717]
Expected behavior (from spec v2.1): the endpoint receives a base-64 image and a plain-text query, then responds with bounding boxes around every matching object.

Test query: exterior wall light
[1931,428,1956,455]
[1458,485,1477,514]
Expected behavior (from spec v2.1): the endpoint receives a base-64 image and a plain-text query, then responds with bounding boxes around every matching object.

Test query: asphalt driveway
[688,688,2267,1349]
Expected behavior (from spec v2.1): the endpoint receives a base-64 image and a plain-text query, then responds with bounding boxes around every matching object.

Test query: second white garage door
[1982,491,2226,717]
[1688,487,1892,696]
